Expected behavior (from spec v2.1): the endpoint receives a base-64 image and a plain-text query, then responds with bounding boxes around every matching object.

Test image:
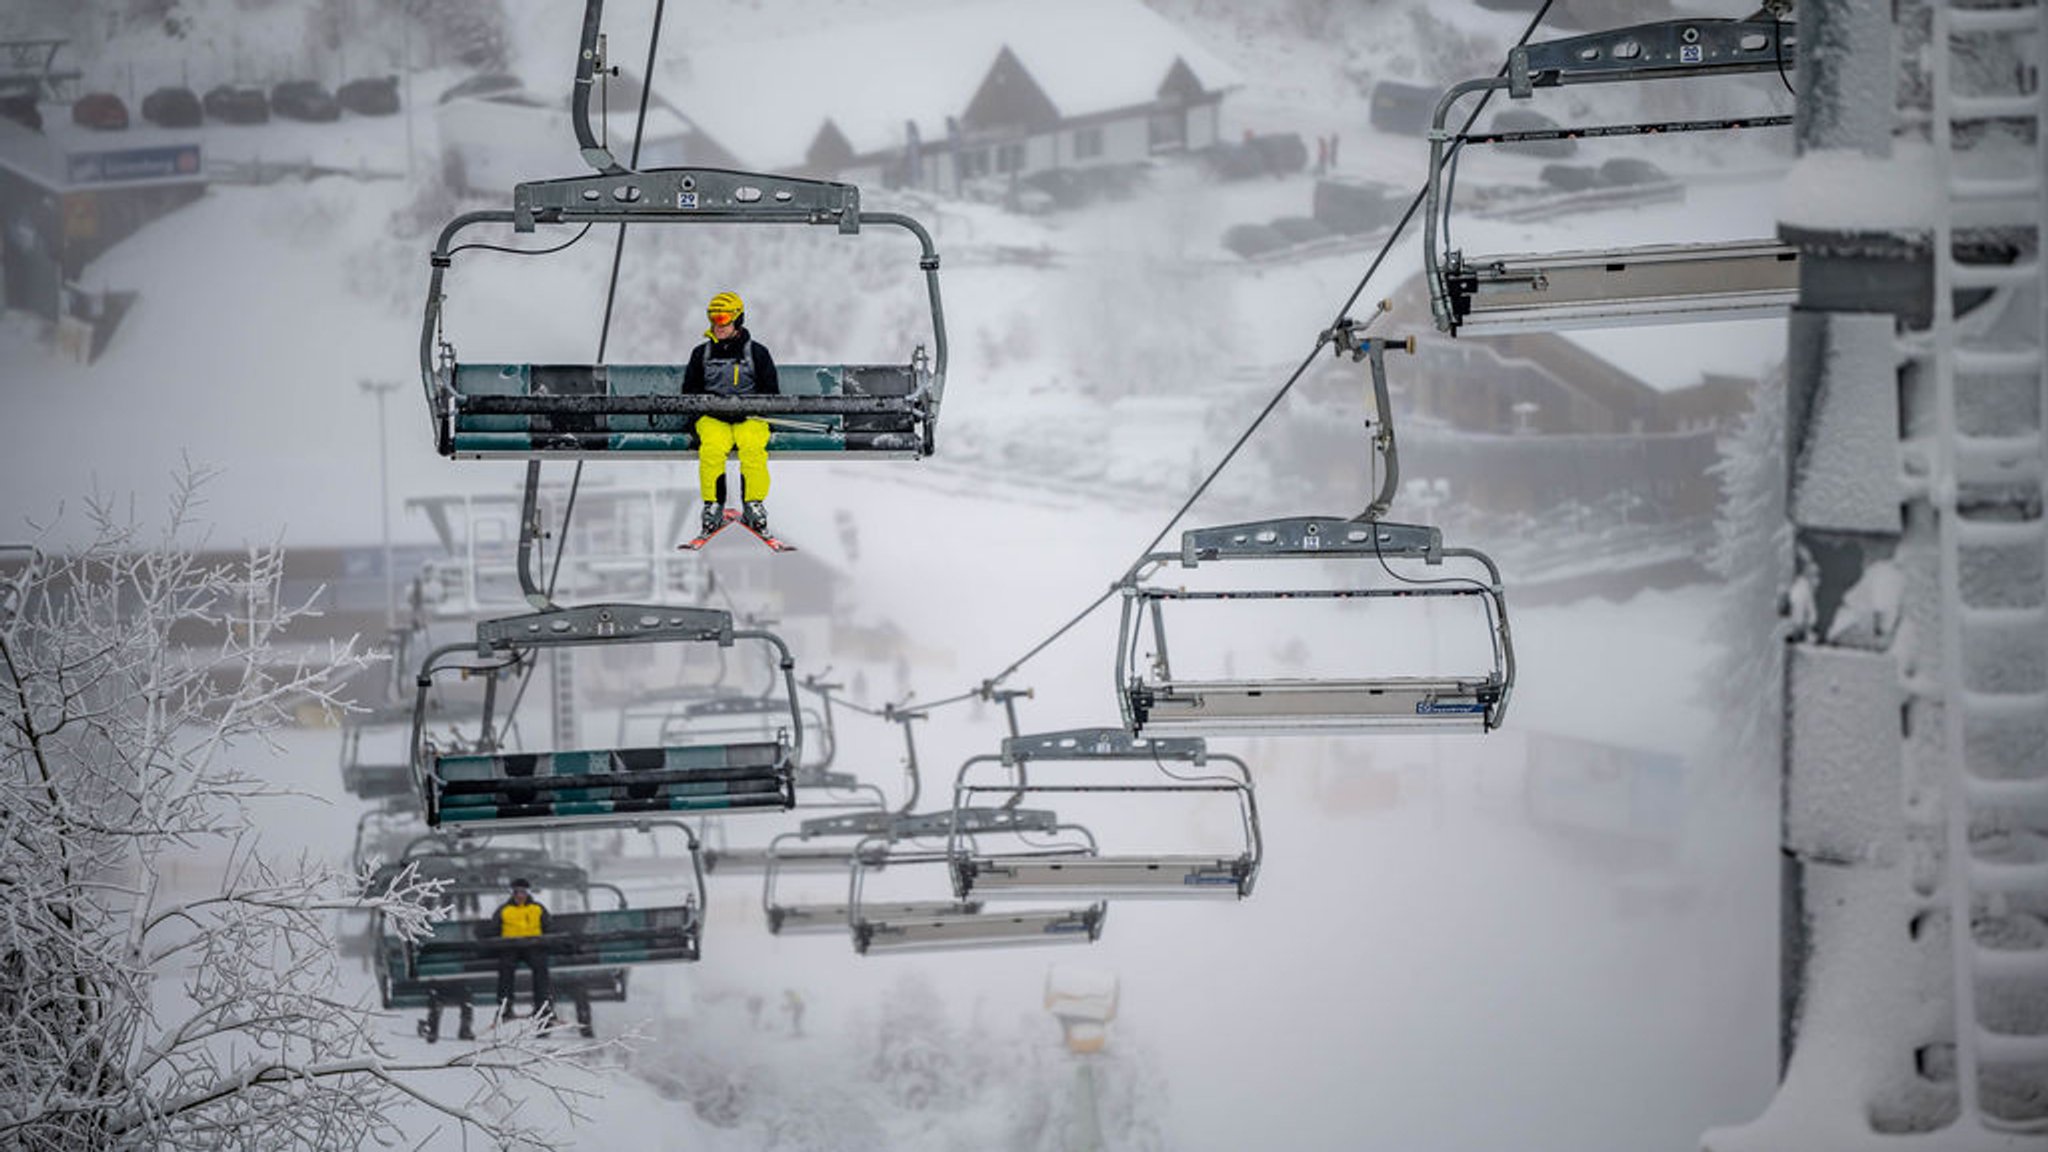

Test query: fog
[0,1,1794,1148]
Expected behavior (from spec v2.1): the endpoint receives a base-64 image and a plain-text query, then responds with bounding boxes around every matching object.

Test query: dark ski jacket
[683,325,780,397]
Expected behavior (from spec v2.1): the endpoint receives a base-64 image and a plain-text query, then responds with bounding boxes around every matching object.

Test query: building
[649,0,1241,192]
[0,113,203,348]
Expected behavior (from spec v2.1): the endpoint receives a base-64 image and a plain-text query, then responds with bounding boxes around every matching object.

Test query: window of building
[1073,126,1103,159]
[956,148,990,180]
[995,142,1026,173]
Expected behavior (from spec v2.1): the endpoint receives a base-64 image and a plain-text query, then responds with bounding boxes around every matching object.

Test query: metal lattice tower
[1711,0,2048,1146]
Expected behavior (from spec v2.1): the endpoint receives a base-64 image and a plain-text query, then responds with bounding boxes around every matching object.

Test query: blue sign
[66,144,202,186]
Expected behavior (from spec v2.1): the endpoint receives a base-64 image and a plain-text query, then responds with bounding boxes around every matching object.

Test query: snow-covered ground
[1,2,1802,1148]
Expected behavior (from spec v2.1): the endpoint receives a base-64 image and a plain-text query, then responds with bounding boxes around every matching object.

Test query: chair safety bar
[1423,17,1799,336]
[420,166,947,460]
[1117,518,1515,735]
[950,728,1262,901]
[411,604,801,830]
[849,842,1106,956]
[768,900,981,937]
[1441,240,1800,335]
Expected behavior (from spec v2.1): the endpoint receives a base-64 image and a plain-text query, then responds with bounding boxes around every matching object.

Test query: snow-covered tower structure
[1711,0,2047,1147]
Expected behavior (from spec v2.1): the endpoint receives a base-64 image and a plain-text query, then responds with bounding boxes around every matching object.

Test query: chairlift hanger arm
[1320,323,1416,522]
[571,0,628,176]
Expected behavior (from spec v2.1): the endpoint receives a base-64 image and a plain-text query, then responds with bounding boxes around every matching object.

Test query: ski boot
[742,501,769,533]
[701,502,727,536]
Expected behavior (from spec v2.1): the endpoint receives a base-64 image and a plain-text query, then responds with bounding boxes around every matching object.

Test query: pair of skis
[679,507,796,553]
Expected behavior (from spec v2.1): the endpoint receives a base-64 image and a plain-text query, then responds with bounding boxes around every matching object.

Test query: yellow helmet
[706,291,744,320]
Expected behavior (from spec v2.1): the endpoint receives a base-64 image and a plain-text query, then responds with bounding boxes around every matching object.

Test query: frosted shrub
[0,470,603,1150]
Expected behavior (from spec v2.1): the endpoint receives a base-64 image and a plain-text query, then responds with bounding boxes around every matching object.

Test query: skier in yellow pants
[684,290,780,535]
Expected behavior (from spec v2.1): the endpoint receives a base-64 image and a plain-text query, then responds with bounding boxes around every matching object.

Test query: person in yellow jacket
[684,290,781,536]
[487,878,553,1023]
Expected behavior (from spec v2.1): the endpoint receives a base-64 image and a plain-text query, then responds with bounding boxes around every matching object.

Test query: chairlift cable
[902,0,1557,714]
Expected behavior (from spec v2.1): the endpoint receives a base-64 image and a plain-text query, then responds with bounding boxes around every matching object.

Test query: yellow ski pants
[696,415,771,502]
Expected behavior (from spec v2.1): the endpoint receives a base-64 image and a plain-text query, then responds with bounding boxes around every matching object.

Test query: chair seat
[853,906,1105,955]
[427,743,794,827]
[953,855,1253,899]
[767,900,980,936]
[444,362,928,459]
[1132,676,1499,734]
[405,905,701,978]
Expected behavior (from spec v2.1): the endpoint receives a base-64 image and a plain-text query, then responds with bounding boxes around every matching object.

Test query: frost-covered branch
[0,469,608,1151]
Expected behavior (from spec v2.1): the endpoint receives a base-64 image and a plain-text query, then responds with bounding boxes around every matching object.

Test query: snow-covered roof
[652,0,1242,168]
[1557,317,1788,393]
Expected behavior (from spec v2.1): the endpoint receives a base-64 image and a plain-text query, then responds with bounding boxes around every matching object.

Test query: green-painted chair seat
[401,905,701,980]
[444,363,926,458]
[426,742,794,826]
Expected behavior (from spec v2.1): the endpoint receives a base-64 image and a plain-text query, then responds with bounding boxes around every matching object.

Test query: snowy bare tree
[1702,367,1789,777]
[0,471,606,1150]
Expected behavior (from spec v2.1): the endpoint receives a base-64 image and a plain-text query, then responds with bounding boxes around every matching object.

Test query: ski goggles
[707,310,736,325]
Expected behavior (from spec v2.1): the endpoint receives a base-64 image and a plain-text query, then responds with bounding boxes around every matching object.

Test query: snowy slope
[0,2,1798,1149]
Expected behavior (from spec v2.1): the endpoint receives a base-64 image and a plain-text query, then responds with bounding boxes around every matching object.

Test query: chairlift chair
[1116,517,1515,736]
[849,837,1107,956]
[760,832,981,936]
[761,804,1068,936]
[419,0,947,461]
[947,728,1262,901]
[411,604,800,829]
[1423,17,1801,336]
[365,845,679,1037]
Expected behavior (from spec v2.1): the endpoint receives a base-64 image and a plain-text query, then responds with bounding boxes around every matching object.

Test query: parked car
[1270,215,1334,245]
[1489,108,1576,158]
[72,92,129,131]
[270,80,340,122]
[1597,157,1671,187]
[1247,132,1308,177]
[1,93,42,132]
[1539,163,1601,193]
[437,72,523,105]
[1221,222,1289,259]
[337,75,399,116]
[140,85,202,128]
[203,84,269,124]
[1368,80,1438,137]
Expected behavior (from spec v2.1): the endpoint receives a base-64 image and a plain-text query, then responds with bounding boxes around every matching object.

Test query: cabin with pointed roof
[651,0,1241,193]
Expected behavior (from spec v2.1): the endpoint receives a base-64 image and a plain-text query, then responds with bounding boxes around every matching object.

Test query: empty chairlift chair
[411,604,799,829]
[420,169,947,460]
[760,802,1064,937]
[947,728,1262,901]
[849,832,1107,957]
[1423,17,1802,336]
[1117,517,1515,736]
[761,828,980,937]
